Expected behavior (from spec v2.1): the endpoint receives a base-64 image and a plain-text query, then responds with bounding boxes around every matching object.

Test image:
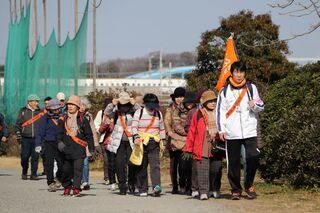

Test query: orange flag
[215,35,238,91]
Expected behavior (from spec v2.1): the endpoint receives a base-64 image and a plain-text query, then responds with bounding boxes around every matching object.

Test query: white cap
[56,92,66,101]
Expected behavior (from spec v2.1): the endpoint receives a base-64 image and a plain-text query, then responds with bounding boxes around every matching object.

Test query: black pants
[100,144,108,181]
[115,140,135,191]
[62,158,84,189]
[226,137,259,193]
[44,141,64,185]
[136,140,160,193]
[20,137,39,176]
[209,158,222,192]
[179,157,192,192]
[169,150,182,191]
[107,150,116,184]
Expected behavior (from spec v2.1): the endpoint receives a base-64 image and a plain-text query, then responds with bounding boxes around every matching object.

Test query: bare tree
[269,0,320,40]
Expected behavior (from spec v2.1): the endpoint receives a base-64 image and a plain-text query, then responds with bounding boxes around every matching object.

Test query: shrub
[260,62,320,188]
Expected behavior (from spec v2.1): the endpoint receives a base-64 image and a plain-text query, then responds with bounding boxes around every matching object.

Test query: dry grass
[1,156,319,213]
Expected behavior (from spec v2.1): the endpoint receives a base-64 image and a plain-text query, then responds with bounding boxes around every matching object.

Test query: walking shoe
[73,188,81,197]
[208,191,213,197]
[63,187,71,196]
[231,192,241,200]
[191,191,199,198]
[109,183,117,191]
[81,182,90,190]
[200,194,208,200]
[171,188,179,194]
[30,175,39,180]
[245,186,257,199]
[47,183,56,192]
[21,174,27,180]
[139,192,148,197]
[152,185,161,197]
[54,179,62,189]
[213,191,221,199]
[128,184,135,194]
[119,188,127,195]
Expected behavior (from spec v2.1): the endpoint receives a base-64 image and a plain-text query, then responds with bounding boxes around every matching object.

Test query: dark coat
[35,113,62,147]
[15,106,42,138]
[57,113,94,160]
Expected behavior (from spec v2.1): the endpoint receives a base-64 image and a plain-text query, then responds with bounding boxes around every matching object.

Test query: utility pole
[159,50,163,92]
[13,0,16,22]
[169,62,172,86]
[57,0,61,45]
[74,0,78,34]
[93,0,97,90]
[19,0,22,18]
[32,0,38,53]
[42,0,46,43]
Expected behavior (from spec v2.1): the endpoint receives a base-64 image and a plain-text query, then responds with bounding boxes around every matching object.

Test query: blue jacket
[35,113,63,147]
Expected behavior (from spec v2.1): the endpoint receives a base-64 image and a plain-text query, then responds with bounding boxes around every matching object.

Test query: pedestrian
[131,93,166,197]
[183,90,223,200]
[164,87,185,194]
[216,61,264,200]
[57,95,94,197]
[35,99,64,192]
[0,112,8,148]
[171,92,198,195]
[105,92,141,195]
[40,96,52,175]
[56,92,67,116]
[79,96,99,190]
[16,94,43,180]
[94,97,114,185]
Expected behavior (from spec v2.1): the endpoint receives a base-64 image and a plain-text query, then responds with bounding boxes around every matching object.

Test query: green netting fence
[2,1,88,123]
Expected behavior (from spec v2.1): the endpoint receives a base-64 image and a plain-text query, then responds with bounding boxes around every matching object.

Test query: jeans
[82,157,89,183]
[20,137,39,176]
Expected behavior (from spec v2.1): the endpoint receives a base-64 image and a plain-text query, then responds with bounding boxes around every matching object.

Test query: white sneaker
[191,191,199,198]
[110,183,117,191]
[81,182,88,190]
[200,194,208,200]
[139,192,148,197]
[213,191,220,198]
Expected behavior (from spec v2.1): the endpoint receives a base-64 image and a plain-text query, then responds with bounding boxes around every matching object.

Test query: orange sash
[21,112,44,127]
[64,122,87,148]
[226,86,248,119]
[143,110,157,132]
[118,112,133,137]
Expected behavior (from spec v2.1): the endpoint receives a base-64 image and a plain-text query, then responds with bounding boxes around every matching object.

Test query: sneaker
[48,183,56,192]
[191,191,199,198]
[245,186,257,199]
[73,188,81,197]
[231,192,241,200]
[21,174,27,180]
[30,175,39,180]
[139,192,148,197]
[119,188,127,195]
[128,184,135,194]
[54,179,62,189]
[200,194,208,200]
[83,183,90,190]
[152,185,161,197]
[109,183,117,191]
[208,191,213,197]
[63,187,71,196]
[213,191,220,199]
[104,180,109,185]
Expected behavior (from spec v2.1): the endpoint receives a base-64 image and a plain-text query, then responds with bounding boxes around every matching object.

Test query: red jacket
[184,110,207,161]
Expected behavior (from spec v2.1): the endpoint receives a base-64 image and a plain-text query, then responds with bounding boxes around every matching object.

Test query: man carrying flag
[216,61,264,200]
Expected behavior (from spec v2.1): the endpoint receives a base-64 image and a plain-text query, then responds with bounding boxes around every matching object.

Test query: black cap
[170,87,186,98]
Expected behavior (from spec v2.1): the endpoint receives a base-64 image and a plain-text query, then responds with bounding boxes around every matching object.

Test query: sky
[0,0,319,65]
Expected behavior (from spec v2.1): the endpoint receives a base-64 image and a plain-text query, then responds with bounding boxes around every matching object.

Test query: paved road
[0,168,236,213]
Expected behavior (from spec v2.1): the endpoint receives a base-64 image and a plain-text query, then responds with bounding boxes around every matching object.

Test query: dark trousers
[20,137,39,176]
[136,141,161,193]
[192,160,198,192]
[169,150,182,191]
[44,141,64,185]
[100,144,108,181]
[179,157,192,192]
[107,150,116,184]
[115,140,135,190]
[226,137,259,193]
[62,158,84,189]
[209,158,222,192]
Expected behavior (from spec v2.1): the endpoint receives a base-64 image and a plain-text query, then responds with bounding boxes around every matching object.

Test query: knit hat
[201,90,217,104]
[27,94,40,101]
[170,87,186,98]
[117,92,131,105]
[56,92,66,101]
[183,92,198,104]
[67,95,81,108]
[47,99,61,110]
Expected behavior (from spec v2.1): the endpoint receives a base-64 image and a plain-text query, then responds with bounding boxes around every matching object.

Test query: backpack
[222,82,253,100]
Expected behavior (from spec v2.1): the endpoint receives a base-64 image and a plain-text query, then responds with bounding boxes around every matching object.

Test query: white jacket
[94,110,104,143]
[216,83,264,140]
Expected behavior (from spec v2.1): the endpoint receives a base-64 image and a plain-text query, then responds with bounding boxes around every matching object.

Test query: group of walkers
[13,60,264,200]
